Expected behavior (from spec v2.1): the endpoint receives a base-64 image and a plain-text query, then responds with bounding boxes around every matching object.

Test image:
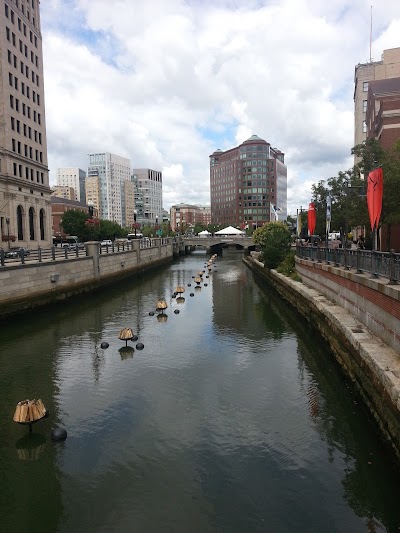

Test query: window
[9,72,13,85]
[14,76,18,89]
[6,27,10,41]
[5,4,9,17]
[11,117,15,130]
[10,95,14,108]
[12,139,16,152]
[13,162,17,175]
[21,82,25,95]
[363,120,367,133]
[363,100,367,113]
[7,50,12,64]
[363,81,368,92]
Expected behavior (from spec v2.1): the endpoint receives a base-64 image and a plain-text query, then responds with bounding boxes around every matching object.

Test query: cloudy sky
[40,0,400,215]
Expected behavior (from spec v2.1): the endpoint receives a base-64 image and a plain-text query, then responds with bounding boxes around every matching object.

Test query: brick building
[51,196,95,239]
[366,77,400,150]
[210,135,287,228]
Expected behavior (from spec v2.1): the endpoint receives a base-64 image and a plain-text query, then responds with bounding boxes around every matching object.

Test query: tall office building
[131,168,162,226]
[210,135,287,228]
[354,47,400,159]
[87,152,131,227]
[56,167,86,202]
[0,0,52,247]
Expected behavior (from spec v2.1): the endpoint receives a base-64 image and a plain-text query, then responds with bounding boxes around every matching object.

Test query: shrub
[253,222,292,269]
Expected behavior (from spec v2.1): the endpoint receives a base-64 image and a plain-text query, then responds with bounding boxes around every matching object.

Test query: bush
[276,251,301,280]
[253,222,292,269]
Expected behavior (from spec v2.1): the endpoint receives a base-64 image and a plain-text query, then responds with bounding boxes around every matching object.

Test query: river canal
[1,251,399,532]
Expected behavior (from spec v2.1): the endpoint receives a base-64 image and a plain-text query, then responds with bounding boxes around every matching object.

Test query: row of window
[12,160,44,184]
[6,27,39,67]
[8,72,41,107]
[9,95,41,124]
[11,138,43,163]
[10,204,46,242]
[7,50,40,87]
[5,1,38,34]
[10,116,43,144]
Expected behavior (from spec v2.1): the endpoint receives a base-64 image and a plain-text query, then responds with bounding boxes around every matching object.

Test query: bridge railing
[296,244,400,283]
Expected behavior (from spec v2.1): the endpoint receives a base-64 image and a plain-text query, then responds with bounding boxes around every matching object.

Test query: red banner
[308,203,316,236]
[367,168,383,230]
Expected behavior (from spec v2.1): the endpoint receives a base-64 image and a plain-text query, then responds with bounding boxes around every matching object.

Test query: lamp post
[88,201,94,220]
[134,209,137,237]
[5,216,10,250]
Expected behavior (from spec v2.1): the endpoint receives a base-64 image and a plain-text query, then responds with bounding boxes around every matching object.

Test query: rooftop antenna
[369,5,373,62]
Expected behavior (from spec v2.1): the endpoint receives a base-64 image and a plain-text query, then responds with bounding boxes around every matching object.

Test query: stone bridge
[180,235,255,254]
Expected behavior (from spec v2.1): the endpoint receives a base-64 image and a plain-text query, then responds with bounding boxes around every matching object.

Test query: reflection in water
[0,253,400,531]
[119,346,135,360]
[15,433,47,462]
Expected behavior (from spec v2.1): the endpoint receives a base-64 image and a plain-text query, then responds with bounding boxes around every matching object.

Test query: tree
[60,210,91,240]
[253,222,292,269]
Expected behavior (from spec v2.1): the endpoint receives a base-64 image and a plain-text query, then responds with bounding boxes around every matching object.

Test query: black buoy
[192,276,195,279]
[149,311,155,316]
[204,283,208,286]
[51,427,67,442]
[188,283,191,287]
[172,294,176,298]
[100,342,109,349]
[131,335,138,342]
[206,275,209,278]
[174,309,180,314]
[136,342,144,350]
[190,293,194,297]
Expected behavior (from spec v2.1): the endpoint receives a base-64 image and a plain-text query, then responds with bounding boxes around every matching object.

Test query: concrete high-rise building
[85,170,101,218]
[210,135,287,228]
[354,47,400,159]
[0,0,52,247]
[52,185,75,201]
[132,169,162,226]
[56,167,86,202]
[87,152,131,226]
[122,178,135,228]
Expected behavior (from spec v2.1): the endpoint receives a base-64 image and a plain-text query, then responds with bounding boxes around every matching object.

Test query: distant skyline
[41,0,400,214]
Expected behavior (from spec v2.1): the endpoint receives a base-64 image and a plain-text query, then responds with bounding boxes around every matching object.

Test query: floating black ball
[204,283,208,286]
[131,335,138,342]
[174,309,180,314]
[188,283,191,287]
[172,294,176,298]
[206,275,209,278]
[149,311,155,316]
[51,427,67,442]
[136,342,144,350]
[192,276,195,279]
[100,342,109,349]
[190,293,194,297]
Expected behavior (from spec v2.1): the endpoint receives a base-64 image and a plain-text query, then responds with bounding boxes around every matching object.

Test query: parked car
[100,240,113,247]
[5,247,30,258]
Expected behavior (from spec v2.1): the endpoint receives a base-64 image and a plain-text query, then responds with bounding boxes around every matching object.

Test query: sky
[40,0,400,215]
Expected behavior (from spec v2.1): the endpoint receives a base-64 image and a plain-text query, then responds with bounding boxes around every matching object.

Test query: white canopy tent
[198,230,211,237]
[214,226,245,235]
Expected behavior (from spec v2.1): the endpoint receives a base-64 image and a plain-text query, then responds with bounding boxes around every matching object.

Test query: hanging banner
[308,202,316,236]
[297,209,302,237]
[326,194,332,235]
[367,168,383,230]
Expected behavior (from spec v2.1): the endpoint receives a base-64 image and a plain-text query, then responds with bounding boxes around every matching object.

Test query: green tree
[253,221,292,269]
[60,210,91,240]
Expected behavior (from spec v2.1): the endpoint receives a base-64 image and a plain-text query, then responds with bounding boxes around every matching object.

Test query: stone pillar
[85,241,100,278]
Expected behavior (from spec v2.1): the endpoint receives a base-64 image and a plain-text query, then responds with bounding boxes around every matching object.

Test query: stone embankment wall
[0,240,173,319]
[243,255,400,462]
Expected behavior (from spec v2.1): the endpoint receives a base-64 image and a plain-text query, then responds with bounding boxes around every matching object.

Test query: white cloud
[40,0,400,215]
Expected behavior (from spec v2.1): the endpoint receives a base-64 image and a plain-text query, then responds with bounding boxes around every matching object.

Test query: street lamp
[5,217,10,250]
[88,201,94,220]
[134,209,137,237]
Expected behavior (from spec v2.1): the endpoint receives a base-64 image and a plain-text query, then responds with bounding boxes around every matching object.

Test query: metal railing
[296,244,399,284]
[0,238,174,266]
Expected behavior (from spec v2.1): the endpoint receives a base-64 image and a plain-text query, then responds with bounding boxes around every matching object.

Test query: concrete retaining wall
[0,241,173,318]
[295,257,400,354]
[243,256,400,462]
